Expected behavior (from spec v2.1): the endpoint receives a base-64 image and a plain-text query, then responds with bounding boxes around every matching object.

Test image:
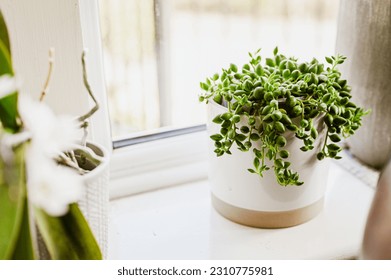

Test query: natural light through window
[99,0,339,139]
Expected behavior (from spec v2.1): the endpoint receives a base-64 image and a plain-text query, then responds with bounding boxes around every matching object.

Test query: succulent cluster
[199,48,368,186]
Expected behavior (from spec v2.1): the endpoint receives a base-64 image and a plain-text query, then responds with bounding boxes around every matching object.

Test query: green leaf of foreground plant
[0,143,31,259]
[0,34,19,132]
[35,203,102,260]
[11,196,35,260]
[0,10,11,56]
[0,92,20,132]
[0,39,13,76]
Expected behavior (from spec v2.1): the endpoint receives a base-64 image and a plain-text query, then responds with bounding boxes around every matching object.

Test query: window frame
[80,0,209,199]
[1,0,208,200]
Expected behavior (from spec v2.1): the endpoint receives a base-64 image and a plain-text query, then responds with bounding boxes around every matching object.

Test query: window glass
[99,0,340,139]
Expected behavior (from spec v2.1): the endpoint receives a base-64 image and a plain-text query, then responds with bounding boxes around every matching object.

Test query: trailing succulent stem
[200,47,368,186]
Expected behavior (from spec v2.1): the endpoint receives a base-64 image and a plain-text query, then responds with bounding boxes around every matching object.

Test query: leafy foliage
[200,48,368,186]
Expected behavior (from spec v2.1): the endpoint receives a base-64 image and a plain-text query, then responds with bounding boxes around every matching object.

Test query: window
[0,0,341,198]
[99,0,340,140]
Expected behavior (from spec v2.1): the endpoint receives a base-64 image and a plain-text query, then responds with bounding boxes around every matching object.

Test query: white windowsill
[108,158,377,260]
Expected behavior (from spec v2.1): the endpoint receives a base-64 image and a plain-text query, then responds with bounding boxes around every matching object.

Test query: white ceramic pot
[207,101,330,228]
[77,142,110,259]
[35,141,110,259]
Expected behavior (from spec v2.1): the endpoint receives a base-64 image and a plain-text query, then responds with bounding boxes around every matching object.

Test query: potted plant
[0,10,109,259]
[199,47,368,228]
[33,49,110,260]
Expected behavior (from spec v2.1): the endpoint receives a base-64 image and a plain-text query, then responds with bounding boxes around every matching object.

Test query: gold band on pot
[211,194,324,229]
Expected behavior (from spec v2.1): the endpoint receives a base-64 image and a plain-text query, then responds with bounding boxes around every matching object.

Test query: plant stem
[322,128,329,155]
[77,50,100,123]
[58,153,86,175]
[39,48,55,102]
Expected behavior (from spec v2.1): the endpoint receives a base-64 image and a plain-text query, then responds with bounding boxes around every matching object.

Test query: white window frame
[79,0,208,199]
[0,0,208,200]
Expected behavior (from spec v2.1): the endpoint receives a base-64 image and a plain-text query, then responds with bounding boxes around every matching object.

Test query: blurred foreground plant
[0,10,102,259]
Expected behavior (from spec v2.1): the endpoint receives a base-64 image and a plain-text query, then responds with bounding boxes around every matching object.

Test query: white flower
[18,95,79,157]
[16,95,84,216]
[27,158,84,216]
[0,75,18,99]
[0,131,31,162]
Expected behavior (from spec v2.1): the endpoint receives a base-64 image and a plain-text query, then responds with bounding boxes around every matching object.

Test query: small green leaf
[221,120,231,128]
[261,105,273,115]
[325,114,333,126]
[240,126,250,134]
[264,92,274,102]
[317,152,325,160]
[310,127,318,139]
[235,134,246,142]
[250,133,260,141]
[329,134,341,142]
[244,141,252,149]
[286,124,298,131]
[287,61,296,71]
[276,135,287,147]
[253,158,260,170]
[213,93,222,104]
[333,115,347,126]
[253,86,264,99]
[266,149,274,160]
[322,93,332,103]
[308,64,318,74]
[291,70,300,80]
[232,115,241,123]
[210,134,223,141]
[280,114,292,125]
[292,105,302,116]
[300,119,309,128]
[263,114,273,123]
[200,82,209,91]
[248,116,256,125]
[228,129,236,139]
[273,46,279,56]
[255,64,263,76]
[298,63,308,73]
[282,69,291,79]
[243,79,253,91]
[327,143,341,151]
[274,159,284,168]
[266,58,275,67]
[275,121,285,133]
[221,112,232,120]
[279,150,289,158]
[220,128,228,136]
[212,114,223,124]
[271,110,282,121]
[242,64,250,71]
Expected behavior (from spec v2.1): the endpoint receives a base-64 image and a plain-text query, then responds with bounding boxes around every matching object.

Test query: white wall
[0,0,111,150]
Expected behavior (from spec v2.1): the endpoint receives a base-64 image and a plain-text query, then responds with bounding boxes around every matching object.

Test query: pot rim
[80,141,110,179]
